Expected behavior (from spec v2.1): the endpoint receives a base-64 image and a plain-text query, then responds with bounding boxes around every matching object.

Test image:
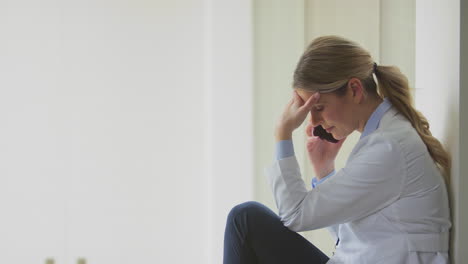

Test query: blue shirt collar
[360,97,392,139]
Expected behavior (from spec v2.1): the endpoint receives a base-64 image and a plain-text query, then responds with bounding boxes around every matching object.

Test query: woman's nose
[309,112,322,127]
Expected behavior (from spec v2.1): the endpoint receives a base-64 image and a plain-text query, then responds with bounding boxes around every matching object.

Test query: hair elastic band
[373,62,378,73]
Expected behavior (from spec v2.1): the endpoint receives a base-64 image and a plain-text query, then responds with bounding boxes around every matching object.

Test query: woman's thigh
[224,201,329,264]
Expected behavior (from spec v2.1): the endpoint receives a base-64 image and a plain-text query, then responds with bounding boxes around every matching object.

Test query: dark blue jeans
[223,201,329,264]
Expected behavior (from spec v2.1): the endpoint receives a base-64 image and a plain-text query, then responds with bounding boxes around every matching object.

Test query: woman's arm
[265,135,405,232]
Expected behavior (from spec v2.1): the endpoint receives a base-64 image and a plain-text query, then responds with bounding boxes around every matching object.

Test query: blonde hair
[293,35,451,182]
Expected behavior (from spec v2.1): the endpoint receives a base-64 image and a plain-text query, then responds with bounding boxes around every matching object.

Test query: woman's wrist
[315,164,335,180]
[275,127,293,142]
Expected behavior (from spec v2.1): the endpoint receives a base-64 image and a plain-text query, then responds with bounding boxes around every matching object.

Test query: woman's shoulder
[374,109,428,158]
[350,107,428,162]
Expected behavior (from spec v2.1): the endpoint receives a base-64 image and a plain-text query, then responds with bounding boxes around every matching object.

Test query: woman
[223,36,451,264]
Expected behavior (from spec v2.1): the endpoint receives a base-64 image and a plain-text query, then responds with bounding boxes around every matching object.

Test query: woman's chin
[334,131,352,141]
[332,132,344,141]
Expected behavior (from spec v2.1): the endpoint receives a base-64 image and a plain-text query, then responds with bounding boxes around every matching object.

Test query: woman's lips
[325,126,334,133]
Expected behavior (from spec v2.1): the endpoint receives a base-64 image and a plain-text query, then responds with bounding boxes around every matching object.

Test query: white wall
[205,0,254,262]
[380,0,415,88]
[414,0,461,262]
[253,0,307,216]
[0,1,253,263]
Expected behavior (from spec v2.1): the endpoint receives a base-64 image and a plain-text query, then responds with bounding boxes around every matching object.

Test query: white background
[0,1,253,263]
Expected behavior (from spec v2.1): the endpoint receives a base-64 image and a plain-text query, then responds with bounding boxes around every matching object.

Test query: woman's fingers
[305,123,313,137]
[302,92,320,110]
[306,134,322,146]
[276,90,321,139]
[293,90,304,104]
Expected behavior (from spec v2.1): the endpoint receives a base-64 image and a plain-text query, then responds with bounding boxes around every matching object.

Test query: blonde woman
[223,36,451,264]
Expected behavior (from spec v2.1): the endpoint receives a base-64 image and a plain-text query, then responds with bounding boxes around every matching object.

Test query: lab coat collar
[360,97,392,139]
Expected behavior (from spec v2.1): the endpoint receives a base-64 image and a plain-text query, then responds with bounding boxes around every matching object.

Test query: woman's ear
[348,78,365,104]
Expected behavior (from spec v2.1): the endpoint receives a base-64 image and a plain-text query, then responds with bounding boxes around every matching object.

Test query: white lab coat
[265,107,451,264]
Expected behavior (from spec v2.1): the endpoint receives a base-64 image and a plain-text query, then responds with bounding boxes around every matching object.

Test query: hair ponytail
[374,65,451,183]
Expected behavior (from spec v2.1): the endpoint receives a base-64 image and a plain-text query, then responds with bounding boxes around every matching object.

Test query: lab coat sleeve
[265,135,406,232]
[312,170,336,188]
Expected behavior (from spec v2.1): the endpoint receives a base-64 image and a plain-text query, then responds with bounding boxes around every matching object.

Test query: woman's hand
[275,91,319,141]
[305,123,346,179]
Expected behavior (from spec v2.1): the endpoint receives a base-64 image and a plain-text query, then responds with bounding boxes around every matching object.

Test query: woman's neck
[357,97,384,133]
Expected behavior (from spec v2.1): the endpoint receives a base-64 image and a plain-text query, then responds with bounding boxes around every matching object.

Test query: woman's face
[296,88,358,140]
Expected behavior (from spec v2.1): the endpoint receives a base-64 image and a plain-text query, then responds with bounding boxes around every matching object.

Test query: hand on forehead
[296,89,323,105]
[295,89,313,101]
